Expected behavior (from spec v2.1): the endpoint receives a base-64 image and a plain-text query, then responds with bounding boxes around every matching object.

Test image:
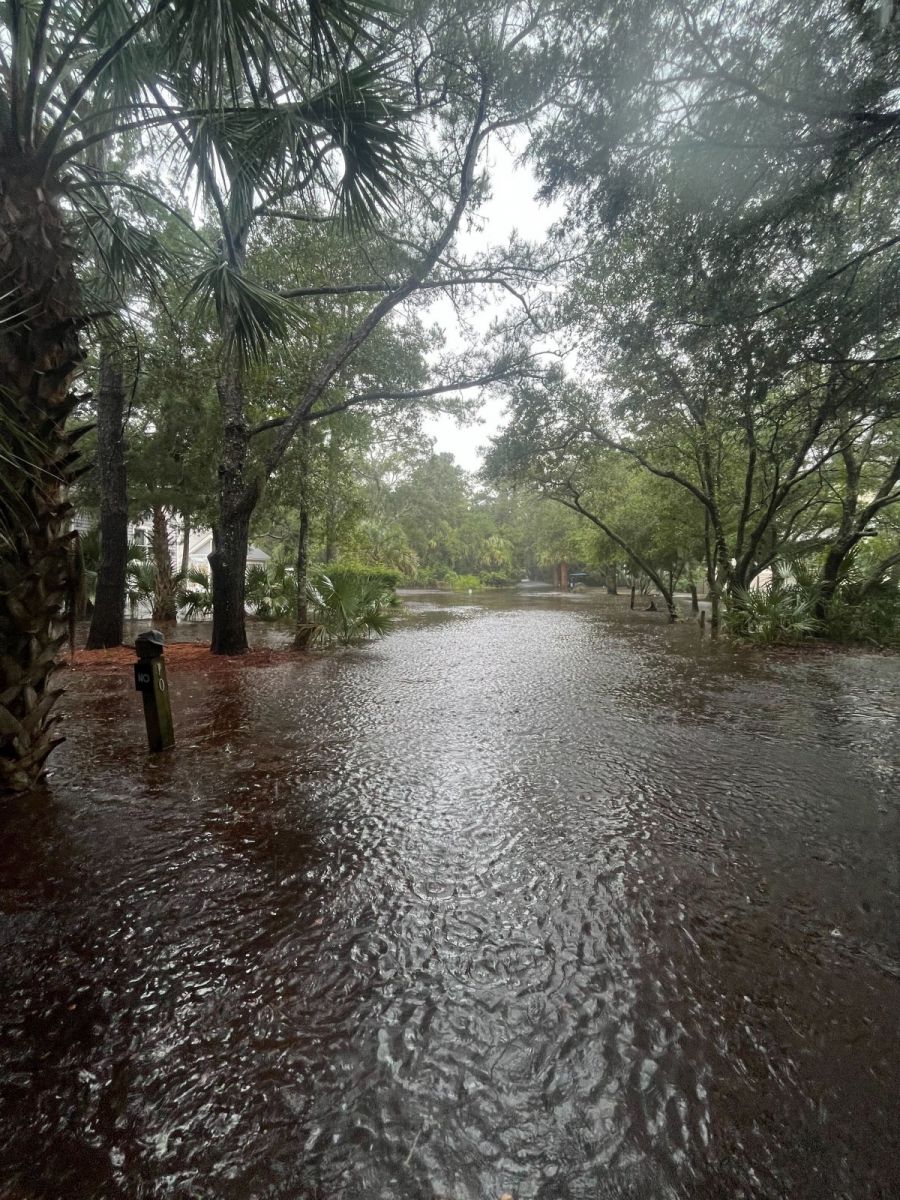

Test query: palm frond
[302,62,410,230]
[728,585,821,644]
[126,558,157,617]
[161,0,308,110]
[186,258,302,365]
[73,197,178,296]
[306,568,398,644]
[176,566,214,618]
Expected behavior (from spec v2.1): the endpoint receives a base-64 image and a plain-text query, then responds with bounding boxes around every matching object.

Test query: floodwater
[1,590,898,1200]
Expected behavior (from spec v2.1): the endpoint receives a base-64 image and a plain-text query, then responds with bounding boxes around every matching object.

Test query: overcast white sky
[421,141,561,475]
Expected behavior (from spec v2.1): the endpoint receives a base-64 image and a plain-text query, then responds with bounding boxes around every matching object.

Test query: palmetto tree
[0,0,407,793]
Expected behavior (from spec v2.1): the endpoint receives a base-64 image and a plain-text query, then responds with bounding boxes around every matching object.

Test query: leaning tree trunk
[150,506,177,622]
[85,350,128,648]
[0,176,87,793]
[565,501,679,622]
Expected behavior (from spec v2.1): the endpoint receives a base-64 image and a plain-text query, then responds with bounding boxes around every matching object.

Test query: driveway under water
[1,590,898,1200]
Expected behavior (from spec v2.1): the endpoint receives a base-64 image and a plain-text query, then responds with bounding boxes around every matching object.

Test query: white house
[179,527,270,573]
[74,513,270,573]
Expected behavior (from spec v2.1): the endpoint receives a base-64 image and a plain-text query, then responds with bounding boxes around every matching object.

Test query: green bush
[480,571,517,587]
[730,564,899,648]
[727,584,821,644]
[176,566,213,618]
[324,561,402,590]
[245,560,297,620]
[407,567,442,588]
[306,570,399,646]
[126,559,157,618]
[822,578,900,648]
[439,571,481,590]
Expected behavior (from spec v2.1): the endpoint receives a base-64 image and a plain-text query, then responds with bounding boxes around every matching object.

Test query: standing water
[1,591,898,1199]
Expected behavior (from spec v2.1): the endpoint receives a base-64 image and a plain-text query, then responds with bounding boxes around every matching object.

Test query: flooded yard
[1,591,898,1199]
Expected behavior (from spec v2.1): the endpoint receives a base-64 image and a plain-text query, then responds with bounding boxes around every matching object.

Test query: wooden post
[690,582,699,613]
[630,584,636,609]
[699,609,706,634]
[134,630,175,752]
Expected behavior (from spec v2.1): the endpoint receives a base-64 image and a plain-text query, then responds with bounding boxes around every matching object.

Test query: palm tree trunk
[150,506,177,622]
[0,176,86,792]
[86,350,129,648]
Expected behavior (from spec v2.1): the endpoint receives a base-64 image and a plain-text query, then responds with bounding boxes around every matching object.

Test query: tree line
[2,0,898,791]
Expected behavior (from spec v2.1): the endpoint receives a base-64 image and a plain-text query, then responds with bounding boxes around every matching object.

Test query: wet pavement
[1,590,898,1199]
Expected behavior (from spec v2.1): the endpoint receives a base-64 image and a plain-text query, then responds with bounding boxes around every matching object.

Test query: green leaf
[186,259,303,365]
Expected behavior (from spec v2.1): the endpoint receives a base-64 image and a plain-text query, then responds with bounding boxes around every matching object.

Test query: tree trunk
[86,350,129,648]
[606,566,617,594]
[690,582,699,614]
[294,425,314,649]
[150,506,177,622]
[180,513,191,576]
[323,426,341,564]
[709,581,721,637]
[859,550,900,600]
[208,227,259,655]
[210,352,255,654]
[814,444,900,619]
[0,174,86,792]
[704,515,721,636]
[210,509,252,652]
[559,496,680,619]
[817,543,848,617]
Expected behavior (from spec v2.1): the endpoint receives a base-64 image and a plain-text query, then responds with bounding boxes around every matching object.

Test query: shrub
[728,584,821,644]
[126,559,157,618]
[408,567,443,588]
[325,561,402,590]
[480,571,517,587]
[822,578,900,648]
[306,570,399,646]
[245,561,297,620]
[441,572,481,590]
[176,566,213,618]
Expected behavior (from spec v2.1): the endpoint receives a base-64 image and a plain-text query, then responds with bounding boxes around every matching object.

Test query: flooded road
[1,590,898,1200]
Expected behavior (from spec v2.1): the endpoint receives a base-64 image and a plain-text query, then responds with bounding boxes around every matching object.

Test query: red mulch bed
[68,643,305,674]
